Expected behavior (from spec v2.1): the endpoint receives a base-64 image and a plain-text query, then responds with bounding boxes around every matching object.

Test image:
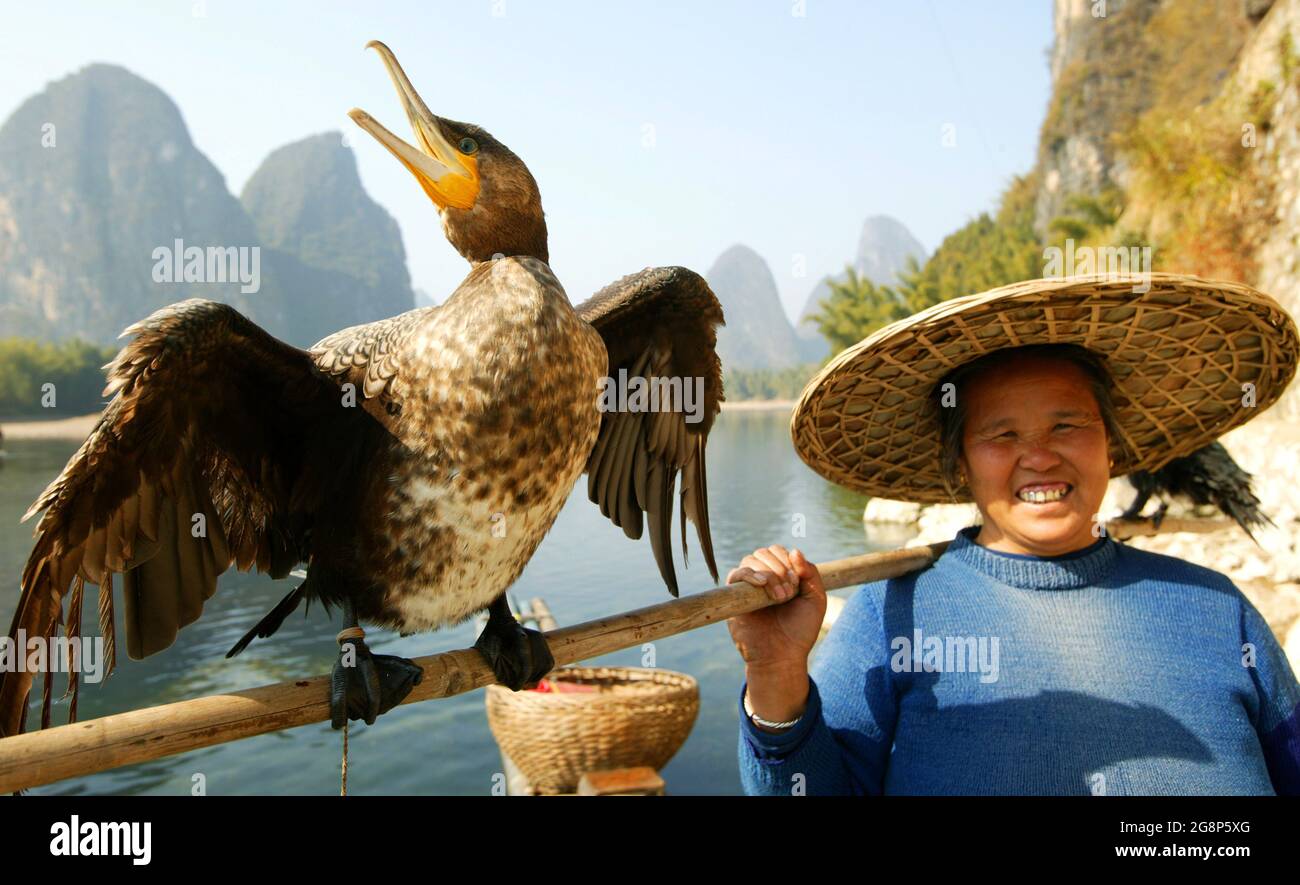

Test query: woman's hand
[726,545,827,726]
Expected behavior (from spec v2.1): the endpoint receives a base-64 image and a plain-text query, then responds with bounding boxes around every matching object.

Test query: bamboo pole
[0,543,942,792]
[1105,515,1234,539]
[0,514,1231,792]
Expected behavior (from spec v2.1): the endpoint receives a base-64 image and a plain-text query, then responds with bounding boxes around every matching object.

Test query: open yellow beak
[349,40,480,210]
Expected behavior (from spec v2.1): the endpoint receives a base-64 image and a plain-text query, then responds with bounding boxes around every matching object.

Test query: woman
[730,274,1300,795]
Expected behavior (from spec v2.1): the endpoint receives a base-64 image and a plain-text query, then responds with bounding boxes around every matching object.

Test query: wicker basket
[485,666,699,795]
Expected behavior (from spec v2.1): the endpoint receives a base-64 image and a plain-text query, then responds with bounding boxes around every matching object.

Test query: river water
[0,409,911,795]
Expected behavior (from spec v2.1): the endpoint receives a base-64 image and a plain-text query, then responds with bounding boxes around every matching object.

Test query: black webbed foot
[330,634,423,729]
[474,596,554,691]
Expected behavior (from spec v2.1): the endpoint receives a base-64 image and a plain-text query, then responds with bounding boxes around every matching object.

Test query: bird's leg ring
[329,601,423,730]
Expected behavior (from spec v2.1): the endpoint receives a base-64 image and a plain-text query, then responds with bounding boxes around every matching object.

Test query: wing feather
[0,298,359,737]
[576,267,725,596]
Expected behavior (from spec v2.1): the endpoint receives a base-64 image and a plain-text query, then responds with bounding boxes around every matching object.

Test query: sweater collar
[944,525,1117,590]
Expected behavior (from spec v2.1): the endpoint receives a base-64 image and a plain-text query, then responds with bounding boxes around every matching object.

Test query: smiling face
[957,354,1113,556]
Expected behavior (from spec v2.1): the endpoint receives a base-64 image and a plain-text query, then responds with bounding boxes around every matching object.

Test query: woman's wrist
[744,662,810,727]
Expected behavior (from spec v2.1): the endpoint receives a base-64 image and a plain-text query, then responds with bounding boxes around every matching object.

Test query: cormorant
[0,41,723,737]
[1120,441,1272,541]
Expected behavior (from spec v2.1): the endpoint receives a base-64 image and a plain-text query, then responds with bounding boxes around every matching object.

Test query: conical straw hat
[790,273,1299,504]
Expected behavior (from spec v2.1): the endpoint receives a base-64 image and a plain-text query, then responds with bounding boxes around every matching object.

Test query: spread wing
[576,267,725,596]
[0,299,372,737]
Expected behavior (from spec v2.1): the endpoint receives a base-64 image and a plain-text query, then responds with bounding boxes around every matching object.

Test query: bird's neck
[466,244,549,268]
[445,211,549,267]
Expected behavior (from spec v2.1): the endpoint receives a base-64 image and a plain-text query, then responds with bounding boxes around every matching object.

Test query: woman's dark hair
[933,343,1124,499]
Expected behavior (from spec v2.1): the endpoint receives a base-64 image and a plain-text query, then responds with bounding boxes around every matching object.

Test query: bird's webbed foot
[474,596,554,691]
[330,626,423,729]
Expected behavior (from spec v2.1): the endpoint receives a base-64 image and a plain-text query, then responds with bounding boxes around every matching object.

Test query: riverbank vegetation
[0,338,115,418]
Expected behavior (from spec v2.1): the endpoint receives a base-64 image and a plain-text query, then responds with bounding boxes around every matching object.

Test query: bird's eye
[459,137,478,155]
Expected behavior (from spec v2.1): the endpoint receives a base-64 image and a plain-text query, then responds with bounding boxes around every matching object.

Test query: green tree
[722,363,818,401]
[808,267,911,356]
[0,338,116,418]
[894,172,1043,318]
[808,174,1044,358]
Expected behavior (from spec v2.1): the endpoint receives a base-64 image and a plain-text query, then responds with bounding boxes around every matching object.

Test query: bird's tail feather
[0,553,71,738]
[226,584,307,658]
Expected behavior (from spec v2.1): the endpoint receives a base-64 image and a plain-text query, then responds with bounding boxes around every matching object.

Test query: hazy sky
[0,0,1053,321]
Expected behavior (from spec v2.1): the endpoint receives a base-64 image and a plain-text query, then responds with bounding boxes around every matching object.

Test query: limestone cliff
[0,66,415,347]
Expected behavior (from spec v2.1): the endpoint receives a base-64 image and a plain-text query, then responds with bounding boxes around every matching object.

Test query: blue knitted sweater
[738,526,1300,795]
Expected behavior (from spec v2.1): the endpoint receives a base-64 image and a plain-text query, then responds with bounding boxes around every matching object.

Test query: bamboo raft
[0,515,1226,793]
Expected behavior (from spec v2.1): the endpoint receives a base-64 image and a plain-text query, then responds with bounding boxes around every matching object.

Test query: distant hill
[0,65,413,348]
[0,64,263,341]
[241,132,414,341]
[706,244,801,370]
[795,215,927,361]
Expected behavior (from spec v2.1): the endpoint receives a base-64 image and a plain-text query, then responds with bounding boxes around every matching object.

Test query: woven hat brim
[790,273,1300,504]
